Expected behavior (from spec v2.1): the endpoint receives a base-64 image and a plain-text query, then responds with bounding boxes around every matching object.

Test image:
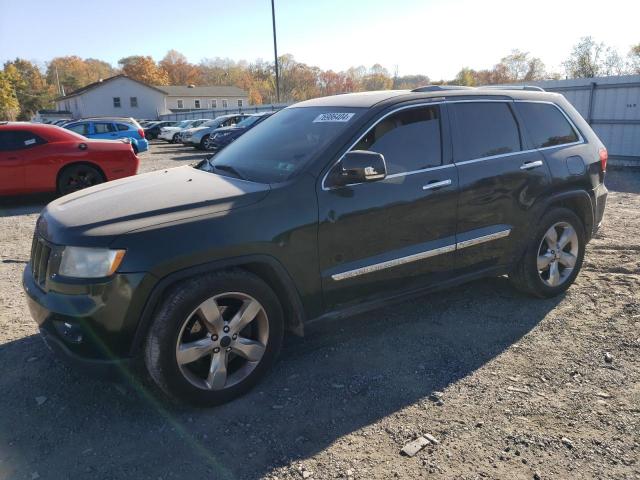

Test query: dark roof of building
[38,109,71,114]
[156,85,247,97]
[55,74,167,101]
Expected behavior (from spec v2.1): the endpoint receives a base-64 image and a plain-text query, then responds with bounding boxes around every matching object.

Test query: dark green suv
[23,87,608,406]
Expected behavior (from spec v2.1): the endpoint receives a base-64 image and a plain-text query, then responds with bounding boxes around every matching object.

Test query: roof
[292,86,561,108]
[56,74,166,101]
[156,85,248,97]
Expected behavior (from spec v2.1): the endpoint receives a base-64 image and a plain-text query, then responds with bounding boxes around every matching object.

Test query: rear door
[92,122,118,139]
[449,100,550,273]
[317,103,459,309]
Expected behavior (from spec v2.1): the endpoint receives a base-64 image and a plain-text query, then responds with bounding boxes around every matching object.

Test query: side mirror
[334,150,386,187]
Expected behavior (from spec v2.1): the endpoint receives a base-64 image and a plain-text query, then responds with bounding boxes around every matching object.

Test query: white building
[53,75,249,120]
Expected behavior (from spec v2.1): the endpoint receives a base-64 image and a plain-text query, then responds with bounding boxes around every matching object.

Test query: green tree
[630,44,640,74]
[563,36,626,78]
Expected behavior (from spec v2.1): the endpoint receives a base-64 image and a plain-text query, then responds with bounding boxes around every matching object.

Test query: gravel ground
[0,142,638,480]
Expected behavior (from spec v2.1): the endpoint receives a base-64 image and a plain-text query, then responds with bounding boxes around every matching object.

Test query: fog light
[53,320,83,344]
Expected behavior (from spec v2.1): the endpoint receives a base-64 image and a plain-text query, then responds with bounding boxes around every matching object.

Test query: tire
[509,207,585,298]
[144,270,284,406]
[171,133,179,144]
[57,164,105,195]
[198,134,210,150]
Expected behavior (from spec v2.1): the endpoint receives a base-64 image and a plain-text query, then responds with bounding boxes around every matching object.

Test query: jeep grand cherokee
[23,86,608,406]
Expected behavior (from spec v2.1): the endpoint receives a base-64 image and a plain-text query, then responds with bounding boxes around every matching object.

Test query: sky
[0,0,638,80]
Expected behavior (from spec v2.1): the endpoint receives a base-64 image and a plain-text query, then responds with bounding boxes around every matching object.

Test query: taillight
[138,128,145,139]
[599,147,608,172]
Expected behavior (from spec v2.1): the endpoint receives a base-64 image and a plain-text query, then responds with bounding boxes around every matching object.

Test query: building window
[211,99,217,109]
[113,97,121,108]
[194,99,201,109]
[177,99,184,109]
[222,99,228,108]
[130,97,138,107]
[237,99,243,107]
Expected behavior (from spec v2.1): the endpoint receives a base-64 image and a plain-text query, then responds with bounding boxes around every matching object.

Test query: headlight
[59,247,126,278]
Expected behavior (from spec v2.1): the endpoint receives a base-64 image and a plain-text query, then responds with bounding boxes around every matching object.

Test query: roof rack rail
[481,85,545,92]
[411,85,475,92]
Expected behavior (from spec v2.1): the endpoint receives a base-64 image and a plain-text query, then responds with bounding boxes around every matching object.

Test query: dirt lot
[0,142,638,480]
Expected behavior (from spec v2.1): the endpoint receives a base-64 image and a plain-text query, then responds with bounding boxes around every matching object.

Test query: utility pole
[55,66,62,96]
[271,0,280,103]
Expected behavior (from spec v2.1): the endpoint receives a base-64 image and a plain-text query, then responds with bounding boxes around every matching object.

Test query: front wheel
[509,208,585,298]
[171,133,179,144]
[57,164,104,195]
[198,134,210,150]
[144,270,284,406]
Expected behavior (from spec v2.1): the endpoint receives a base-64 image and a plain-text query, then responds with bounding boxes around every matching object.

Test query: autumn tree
[630,44,640,74]
[118,56,169,85]
[4,58,56,119]
[160,50,201,85]
[563,36,627,78]
[0,70,20,120]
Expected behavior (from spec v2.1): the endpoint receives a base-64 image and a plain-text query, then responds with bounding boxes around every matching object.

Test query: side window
[450,102,521,162]
[113,97,121,108]
[94,123,115,134]
[130,97,138,107]
[177,99,184,109]
[0,131,46,151]
[116,124,129,131]
[211,99,217,109]
[351,105,442,175]
[194,99,201,109]
[515,102,579,148]
[222,99,228,109]
[237,99,243,107]
[67,123,89,136]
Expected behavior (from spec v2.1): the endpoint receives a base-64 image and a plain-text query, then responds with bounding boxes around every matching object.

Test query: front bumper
[23,265,154,364]
[158,131,178,141]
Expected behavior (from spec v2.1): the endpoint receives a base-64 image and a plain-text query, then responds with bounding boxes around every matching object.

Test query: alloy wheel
[536,221,579,287]
[175,292,269,391]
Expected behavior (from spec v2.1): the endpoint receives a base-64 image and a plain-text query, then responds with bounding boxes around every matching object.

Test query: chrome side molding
[331,228,512,281]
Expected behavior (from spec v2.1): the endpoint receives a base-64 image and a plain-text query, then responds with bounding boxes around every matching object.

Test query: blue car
[64,117,149,153]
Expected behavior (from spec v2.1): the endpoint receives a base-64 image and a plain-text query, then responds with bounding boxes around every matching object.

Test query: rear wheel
[171,133,179,144]
[509,208,585,298]
[144,270,284,406]
[57,164,104,195]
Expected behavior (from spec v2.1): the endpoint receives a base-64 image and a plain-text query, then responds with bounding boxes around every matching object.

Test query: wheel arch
[538,189,594,241]
[129,255,306,356]
[56,161,107,191]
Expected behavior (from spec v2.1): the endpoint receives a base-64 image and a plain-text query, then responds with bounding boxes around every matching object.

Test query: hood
[186,126,210,134]
[38,166,270,246]
[161,126,181,132]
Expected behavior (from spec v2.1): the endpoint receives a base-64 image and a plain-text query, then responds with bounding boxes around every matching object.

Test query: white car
[158,119,210,143]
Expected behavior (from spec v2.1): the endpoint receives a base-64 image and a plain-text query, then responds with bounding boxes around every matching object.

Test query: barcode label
[313,112,355,123]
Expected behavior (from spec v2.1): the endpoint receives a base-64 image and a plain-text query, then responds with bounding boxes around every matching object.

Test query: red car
[0,122,139,196]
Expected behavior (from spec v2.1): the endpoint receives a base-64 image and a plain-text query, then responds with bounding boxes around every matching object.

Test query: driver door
[317,104,459,310]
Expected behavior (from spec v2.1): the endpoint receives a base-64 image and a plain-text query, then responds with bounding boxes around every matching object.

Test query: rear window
[450,102,521,162]
[0,130,46,151]
[67,123,89,136]
[516,102,579,148]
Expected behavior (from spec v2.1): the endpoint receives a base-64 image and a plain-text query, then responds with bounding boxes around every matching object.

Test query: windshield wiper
[213,163,246,180]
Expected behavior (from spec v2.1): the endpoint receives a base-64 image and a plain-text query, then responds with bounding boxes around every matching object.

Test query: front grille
[30,234,52,288]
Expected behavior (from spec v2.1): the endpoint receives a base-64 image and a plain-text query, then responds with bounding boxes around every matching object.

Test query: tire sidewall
[199,134,210,150]
[524,208,586,297]
[57,165,103,195]
[145,271,284,406]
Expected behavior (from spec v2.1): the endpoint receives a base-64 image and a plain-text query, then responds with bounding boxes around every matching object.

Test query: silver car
[181,114,248,149]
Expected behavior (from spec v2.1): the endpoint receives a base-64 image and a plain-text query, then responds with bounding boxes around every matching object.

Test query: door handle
[422,179,452,191]
[520,160,544,170]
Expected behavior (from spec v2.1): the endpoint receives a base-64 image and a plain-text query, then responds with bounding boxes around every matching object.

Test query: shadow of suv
[23,86,608,406]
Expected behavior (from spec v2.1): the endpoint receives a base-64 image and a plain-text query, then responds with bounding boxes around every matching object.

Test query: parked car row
[0,121,138,196]
[63,117,149,153]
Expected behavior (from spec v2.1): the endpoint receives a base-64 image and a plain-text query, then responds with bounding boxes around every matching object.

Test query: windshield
[236,115,263,128]
[203,119,222,127]
[177,120,191,128]
[197,107,364,183]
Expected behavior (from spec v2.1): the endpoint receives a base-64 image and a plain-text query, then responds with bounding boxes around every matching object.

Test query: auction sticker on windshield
[313,112,355,123]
